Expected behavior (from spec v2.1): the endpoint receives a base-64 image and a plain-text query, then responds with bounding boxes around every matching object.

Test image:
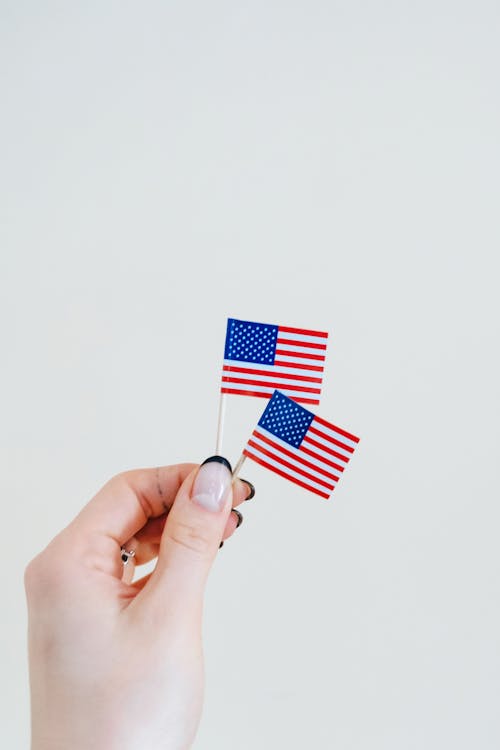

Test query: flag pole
[215,392,227,455]
[232,454,246,480]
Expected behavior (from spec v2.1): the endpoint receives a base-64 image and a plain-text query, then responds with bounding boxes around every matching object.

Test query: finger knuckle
[169,520,213,557]
[24,555,42,595]
[24,552,53,599]
[105,471,155,520]
[24,547,71,602]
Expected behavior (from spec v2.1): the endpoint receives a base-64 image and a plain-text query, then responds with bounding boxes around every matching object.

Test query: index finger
[68,463,197,545]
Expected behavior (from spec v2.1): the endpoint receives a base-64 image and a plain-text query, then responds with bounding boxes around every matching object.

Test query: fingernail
[240,478,255,501]
[219,541,224,549]
[192,456,232,512]
[231,509,243,528]
[201,455,232,472]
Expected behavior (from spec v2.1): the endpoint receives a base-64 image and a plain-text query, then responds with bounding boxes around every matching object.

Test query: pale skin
[24,459,252,750]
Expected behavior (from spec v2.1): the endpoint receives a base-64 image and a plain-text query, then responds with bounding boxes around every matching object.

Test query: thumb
[144,456,233,616]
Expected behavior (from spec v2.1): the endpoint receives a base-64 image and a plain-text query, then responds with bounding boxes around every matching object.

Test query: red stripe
[221,387,272,398]
[275,349,325,361]
[222,376,321,394]
[221,388,320,405]
[299,444,345,473]
[222,365,322,383]
[276,337,327,351]
[278,326,328,339]
[302,435,350,463]
[308,425,355,453]
[314,415,360,443]
[252,431,340,481]
[243,450,331,499]
[246,438,334,490]
[273,359,324,372]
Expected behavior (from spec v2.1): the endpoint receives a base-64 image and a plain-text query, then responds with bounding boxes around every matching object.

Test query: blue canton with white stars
[258,391,314,448]
[224,318,278,365]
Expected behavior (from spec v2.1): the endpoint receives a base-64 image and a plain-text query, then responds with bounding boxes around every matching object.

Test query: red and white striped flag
[221,317,328,405]
[243,390,360,499]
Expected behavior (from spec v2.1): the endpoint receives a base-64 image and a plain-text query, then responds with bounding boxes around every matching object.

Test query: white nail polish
[192,459,232,512]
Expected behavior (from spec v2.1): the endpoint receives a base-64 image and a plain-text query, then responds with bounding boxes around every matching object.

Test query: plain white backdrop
[1,1,499,747]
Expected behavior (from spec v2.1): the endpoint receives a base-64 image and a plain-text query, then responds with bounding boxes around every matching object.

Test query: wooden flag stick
[232,454,246,480]
[215,392,227,455]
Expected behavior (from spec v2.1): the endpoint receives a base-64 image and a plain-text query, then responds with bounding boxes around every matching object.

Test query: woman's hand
[25,456,253,750]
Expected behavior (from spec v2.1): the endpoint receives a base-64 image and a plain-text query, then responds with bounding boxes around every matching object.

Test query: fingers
[71,465,251,549]
[236,478,255,503]
[221,508,243,544]
[122,478,253,565]
[233,477,255,506]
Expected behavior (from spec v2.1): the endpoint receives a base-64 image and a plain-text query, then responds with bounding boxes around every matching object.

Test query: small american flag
[243,390,360,499]
[221,317,328,405]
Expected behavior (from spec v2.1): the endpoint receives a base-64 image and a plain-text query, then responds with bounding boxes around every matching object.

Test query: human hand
[24,456,254,750]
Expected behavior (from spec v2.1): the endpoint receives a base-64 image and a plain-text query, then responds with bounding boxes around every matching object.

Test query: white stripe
[311,418,358,451]
[299,440,346,471]
[222,381,320,401]
[246,435,336,494]
[277,330,329,346]
[223,361,322,381]
[303,430,352,461]
[251,429,341,480]
[222,370,320,388]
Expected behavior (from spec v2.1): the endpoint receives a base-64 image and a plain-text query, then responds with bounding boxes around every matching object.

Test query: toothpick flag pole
[215,392,227,455]
[232,454,246,480]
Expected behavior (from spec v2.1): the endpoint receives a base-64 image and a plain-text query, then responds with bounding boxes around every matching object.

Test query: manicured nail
[240,478,255,501]
[192,456,232,512]
[231,509,243,528]
[219,541,224,549]
[201,455,232,472]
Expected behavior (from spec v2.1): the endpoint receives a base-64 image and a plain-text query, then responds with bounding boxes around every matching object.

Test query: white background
[1,1,499,747]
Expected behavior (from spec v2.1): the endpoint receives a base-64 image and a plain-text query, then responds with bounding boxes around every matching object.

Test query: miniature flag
[243,390,359,499]
[221,317,328,405]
